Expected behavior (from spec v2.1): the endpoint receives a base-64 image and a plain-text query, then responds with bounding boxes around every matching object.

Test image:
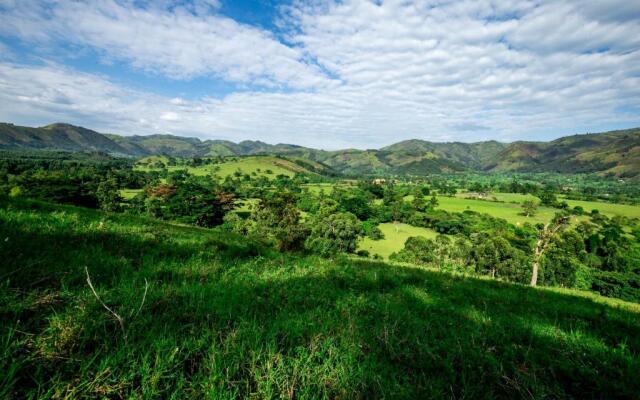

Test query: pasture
[136,156,311,179]
[359,222,437,259]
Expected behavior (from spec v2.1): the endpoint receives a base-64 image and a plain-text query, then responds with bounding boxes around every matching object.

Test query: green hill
[491,128,640,177]
[1,197,639,398]
[135,155,335,178]
[2,122,640,177]
[0,123,131,155]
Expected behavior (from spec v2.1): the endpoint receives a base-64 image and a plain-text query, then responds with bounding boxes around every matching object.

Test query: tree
[538,191,558,207]
[530,213,571,286]
[251,192,308,251]
[521,200,538,217]
[411,193,427,212]
[390,236,437,265]
[472,235,527,281]
[336,189,372,220]
[428,195,439,209]
[540,230,588,288]
[305,211,363,256]
[96,178,122,212]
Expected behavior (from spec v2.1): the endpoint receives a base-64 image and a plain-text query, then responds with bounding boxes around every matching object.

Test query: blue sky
[1,0,639,149]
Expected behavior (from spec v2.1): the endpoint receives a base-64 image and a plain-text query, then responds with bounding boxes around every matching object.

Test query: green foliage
[96,178,122,212]
[362,220,385,240]
[471,235,529,282]
[142,175,235,227]
[251,192,308,251]
[305,210,363,256]
[521,199,538,217]
[390,236,437,265]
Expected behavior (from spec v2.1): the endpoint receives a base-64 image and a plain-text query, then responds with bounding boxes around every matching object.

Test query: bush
[356,250,370,257]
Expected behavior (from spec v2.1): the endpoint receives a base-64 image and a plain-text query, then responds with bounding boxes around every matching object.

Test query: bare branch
[131,278,149,319]
[85,267,127,343]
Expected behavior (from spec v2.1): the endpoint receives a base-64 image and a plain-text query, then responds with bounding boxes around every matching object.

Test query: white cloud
[0,0,332,89]
[0,0,639,147]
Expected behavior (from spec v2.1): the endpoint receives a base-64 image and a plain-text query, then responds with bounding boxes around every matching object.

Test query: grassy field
[119,188,142,200]
[1,198,640,398]
[1,197,639,398]
[301,183,337,194]
[562,198,640,219]
[136,156,314,179]
[435,196,557,225]
[358,223,438,259]
[434,193,640,224]
[459,192,539,204]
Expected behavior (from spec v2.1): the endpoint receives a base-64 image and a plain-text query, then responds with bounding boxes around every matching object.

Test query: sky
[0,0,639,149]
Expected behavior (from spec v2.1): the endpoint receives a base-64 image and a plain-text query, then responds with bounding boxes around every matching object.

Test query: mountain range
[1,122,639,177]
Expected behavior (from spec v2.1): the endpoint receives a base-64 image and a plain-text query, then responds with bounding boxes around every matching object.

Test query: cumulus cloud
[0,0,639,147]
[0,0,332,88]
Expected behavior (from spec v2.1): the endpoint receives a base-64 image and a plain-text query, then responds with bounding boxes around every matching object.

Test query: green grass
[1,198,640,398]
[136,156,316,179]
[434,196,557,226]
[212,156,304,178]
[561,198,640,219]
[459,192,539,204]
[119,189,142,200]
[358,223,437,259]
[454,192,640,220]
[301,183,336,194]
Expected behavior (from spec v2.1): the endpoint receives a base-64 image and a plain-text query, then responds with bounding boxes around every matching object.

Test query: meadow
[358,222,437,259]
[136,155,309,178]
[1,197,639,398]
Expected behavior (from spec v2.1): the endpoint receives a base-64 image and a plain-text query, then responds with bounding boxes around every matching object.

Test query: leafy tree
[336,189,372,220]
[305,210,363,256]
[530,213,571,286]
[411,192,427,212]
[472,235,527,281]
[96,178,122,212]
[538,191,558,207]
[428,195,439,209]
[521,200,538,217]
[390,236,437,265]
[541,230,588,287]
[362,220,385,240]
[251,192,308,251]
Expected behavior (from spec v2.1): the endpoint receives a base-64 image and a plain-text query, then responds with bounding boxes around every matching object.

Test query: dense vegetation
[2,122,640,177]
[2,149,640,397]
[2,151,639,303]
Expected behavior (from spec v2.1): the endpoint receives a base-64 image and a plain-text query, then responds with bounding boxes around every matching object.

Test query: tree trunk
[530,216,569,287]
[530,260,539,286]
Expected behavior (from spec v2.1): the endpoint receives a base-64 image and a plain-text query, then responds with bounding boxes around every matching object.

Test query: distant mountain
[0,123,130,154]
[1,122,639,177]
[489,129,640,177]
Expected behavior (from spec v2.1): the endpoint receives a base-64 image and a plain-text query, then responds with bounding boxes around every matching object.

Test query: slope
[1,122,640,177]
[0,123,130,154]
[1,197,639,398]
[492,128,640,177]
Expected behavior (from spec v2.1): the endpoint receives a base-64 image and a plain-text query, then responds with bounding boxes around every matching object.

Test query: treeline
[2,151,639,302]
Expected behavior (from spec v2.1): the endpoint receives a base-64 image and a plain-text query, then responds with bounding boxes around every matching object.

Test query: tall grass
[1,197,639,398]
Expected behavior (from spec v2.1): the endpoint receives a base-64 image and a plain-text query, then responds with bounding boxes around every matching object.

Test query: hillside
[2,122,640,177]
[136,154,334,178]
[1,197,639,398]
[0,123,130,154]
[491,128,640,177]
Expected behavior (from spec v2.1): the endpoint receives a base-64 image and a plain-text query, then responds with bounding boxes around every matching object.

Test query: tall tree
[530,214,571,287]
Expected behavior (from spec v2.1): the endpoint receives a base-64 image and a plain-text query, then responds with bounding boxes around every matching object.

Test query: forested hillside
[1,122,639,177]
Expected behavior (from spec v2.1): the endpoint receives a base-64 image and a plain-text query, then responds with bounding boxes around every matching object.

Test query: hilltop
[2,122,640,177]
[1,197,639,398]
